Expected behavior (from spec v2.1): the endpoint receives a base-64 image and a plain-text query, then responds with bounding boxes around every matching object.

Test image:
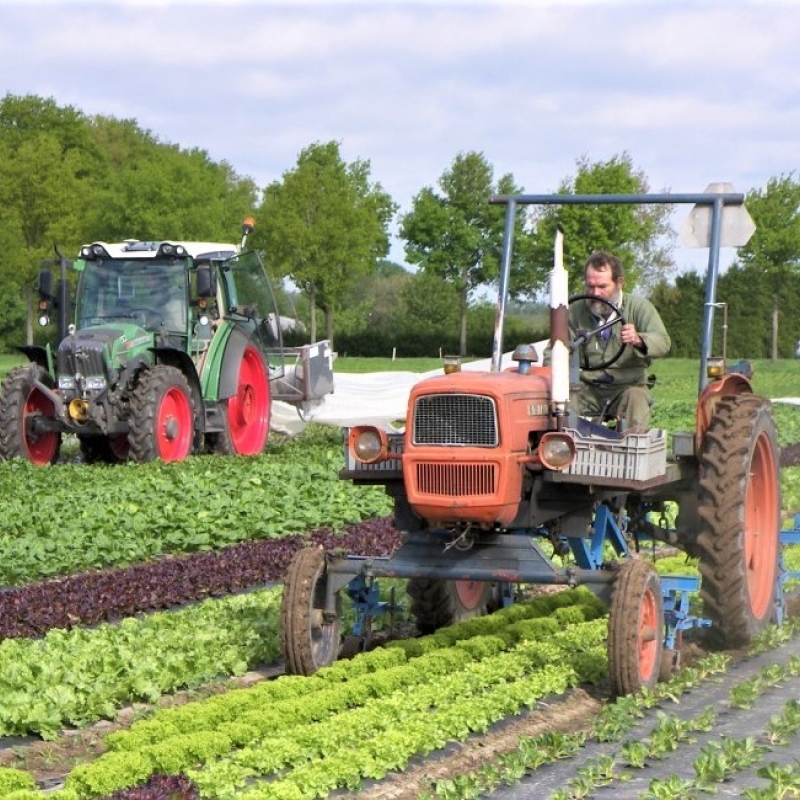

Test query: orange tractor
[281,190,790,696]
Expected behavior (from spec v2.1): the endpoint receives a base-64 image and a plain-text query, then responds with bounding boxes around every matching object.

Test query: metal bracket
[660,574,711,650]
[777,518,800,625]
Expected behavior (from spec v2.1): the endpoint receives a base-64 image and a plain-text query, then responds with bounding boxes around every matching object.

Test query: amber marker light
[706,357,725,379]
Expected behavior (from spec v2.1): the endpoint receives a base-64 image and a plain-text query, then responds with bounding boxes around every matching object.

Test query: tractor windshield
[76,259,188,332]
[222,251,279,324]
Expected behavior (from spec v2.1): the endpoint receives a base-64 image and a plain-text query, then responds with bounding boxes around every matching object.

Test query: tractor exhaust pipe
[549,225,570,420]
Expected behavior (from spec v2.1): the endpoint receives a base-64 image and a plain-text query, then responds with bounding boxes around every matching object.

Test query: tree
[255,141,396,347]
[400,152,523,356]
[720,174,800,358]
[0,94,261,348]
[736,173,800,273]
[0,95,98,345]
[516,153,676,298]
[85,116,258,242]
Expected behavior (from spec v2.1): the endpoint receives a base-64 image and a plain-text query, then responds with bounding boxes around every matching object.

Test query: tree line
[1,93,799,359]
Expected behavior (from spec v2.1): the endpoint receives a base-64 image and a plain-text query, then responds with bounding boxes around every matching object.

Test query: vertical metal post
[55,245,70,342]
[698,197,724,394]
[492,199,517,373]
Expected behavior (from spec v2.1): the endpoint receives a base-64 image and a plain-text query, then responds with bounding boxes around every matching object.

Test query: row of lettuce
[0,588,610,799]
[4,408,800,589]
[0,427,393,586]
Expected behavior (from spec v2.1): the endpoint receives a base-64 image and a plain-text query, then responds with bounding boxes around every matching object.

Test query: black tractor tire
[0,365,61,465]
[695,395,780,648]
[128,366,195,463]
[281,548,342,676]
[407,577,500,635]
[607,558,664,696]
[78,434,129,464]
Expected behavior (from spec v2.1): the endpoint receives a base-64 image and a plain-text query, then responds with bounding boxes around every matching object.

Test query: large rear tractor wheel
[128,366,195,463]
[695,396,780,648]
[207,345,270,456]
[281,548,342,676]
[407,578,499,635]
[79,434,130,464]
[608,558,664,696]
[0,365,61,465]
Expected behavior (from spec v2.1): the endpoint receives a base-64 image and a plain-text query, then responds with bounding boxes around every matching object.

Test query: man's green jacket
[569,293,671,386]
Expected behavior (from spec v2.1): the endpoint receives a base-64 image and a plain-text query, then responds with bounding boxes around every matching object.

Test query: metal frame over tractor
[0,220,333,464]
[280,190,790,696]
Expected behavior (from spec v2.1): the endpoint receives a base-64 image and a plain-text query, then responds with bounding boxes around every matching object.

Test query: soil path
[493,633,800,798]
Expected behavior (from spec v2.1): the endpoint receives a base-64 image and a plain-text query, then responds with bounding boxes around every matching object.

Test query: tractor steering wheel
[128,307,163,328]
[568,294,627,372]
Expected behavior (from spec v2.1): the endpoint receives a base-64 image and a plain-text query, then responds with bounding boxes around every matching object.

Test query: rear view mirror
[38,269,54,300]
[196,263,216,298]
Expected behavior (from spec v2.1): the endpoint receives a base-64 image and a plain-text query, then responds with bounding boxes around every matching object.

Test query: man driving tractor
[569,250,671,432]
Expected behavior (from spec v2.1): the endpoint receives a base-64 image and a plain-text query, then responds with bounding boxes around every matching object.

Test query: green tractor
[0,219,333,464]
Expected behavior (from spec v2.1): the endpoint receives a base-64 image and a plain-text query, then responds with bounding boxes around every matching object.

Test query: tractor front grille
[57,334,108,379]
[412,394,497,446]
[415,462,496,496]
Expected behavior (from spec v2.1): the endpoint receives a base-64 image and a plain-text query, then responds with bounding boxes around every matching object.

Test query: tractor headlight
[158,243,187,258]
[80,243,110,260]
[349,426,388,464]
[58,376,76,391]
[537,432,576,470]
[84,376,107,391]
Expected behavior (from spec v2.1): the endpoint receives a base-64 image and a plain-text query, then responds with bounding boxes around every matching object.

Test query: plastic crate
[564,427,667,482]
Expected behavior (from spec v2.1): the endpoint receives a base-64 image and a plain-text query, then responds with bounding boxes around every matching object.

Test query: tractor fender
[216,325,268,401]
[16,345,50,371]
[694,372,754,452]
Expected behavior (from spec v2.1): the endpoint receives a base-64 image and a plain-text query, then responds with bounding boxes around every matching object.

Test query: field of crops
[0,358,800,798]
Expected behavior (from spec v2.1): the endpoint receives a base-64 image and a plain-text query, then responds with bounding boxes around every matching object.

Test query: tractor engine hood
[402,368,554,527]
[57,324,152,387]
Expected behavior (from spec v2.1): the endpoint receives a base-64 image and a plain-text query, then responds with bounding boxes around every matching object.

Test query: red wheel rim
[227,346,270,455]
[638,583,660,683]
[23,388,59,465]
[455,580,486,610]
[745,431,779,620]
[156,386,192,461]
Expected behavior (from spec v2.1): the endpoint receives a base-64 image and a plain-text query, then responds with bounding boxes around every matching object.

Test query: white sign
[680,182,756,248]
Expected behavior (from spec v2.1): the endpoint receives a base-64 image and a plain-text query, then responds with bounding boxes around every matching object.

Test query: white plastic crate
[564,427,667,482]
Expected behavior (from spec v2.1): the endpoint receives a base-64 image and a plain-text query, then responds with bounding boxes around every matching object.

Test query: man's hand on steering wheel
[568,294,627,371]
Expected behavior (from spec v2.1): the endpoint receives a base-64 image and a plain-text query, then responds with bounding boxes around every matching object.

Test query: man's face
[585,266,622,317]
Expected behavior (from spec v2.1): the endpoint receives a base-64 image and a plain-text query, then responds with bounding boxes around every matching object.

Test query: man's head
[584,250,623,317]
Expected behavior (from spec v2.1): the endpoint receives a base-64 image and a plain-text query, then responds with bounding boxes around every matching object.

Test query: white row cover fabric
[270,342,548,437]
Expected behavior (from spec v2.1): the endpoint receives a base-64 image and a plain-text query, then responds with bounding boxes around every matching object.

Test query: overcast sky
[2,0,798,271]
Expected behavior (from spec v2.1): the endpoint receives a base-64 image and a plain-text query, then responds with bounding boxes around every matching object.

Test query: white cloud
[1,0,797,269]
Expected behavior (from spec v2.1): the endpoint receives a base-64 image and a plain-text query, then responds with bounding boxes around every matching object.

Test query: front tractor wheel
[407,578,499,634]
[607,558,664,696]
[695,396,780,648]
[207,345,271,456]
[0,365,61,465]
[128,366,195,463]
[281,548,342,676]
